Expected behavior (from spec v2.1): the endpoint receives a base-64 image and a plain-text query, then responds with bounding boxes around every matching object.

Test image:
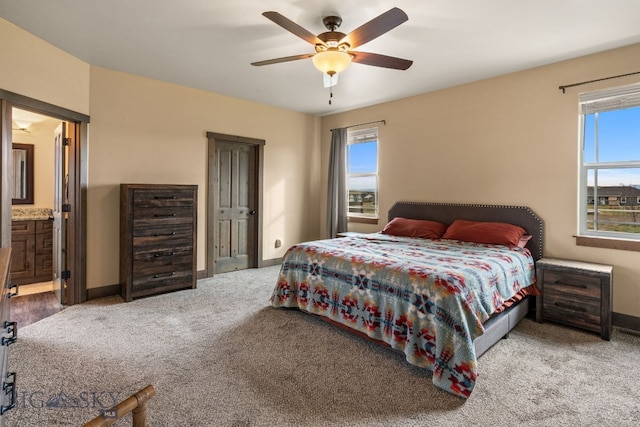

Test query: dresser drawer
[132,245,193,263]
[132,232,194,251]
[133,205,194,220]
[131,269,194,297]
[133,189,195,208]
[130,211,194,246]
[132,256,193,279]
[132,222,194,238]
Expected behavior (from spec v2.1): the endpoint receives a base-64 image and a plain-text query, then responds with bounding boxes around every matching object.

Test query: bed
[270,202,543,398]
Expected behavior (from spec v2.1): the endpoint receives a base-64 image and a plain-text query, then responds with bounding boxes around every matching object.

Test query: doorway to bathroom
[10,108,66,302]
[1,90,89,312]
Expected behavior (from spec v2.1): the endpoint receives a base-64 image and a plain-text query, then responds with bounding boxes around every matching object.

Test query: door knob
[249,210,257,215]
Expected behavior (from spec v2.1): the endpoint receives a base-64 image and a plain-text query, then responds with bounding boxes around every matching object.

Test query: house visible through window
[346,127,378,219]
[579,83,640,239]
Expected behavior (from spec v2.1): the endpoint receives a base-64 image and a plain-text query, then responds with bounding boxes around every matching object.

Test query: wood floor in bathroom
[10,291,65,328]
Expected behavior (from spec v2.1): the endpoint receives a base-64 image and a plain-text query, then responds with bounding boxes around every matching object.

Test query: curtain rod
[331,119,385,131]
[559,71,640,93]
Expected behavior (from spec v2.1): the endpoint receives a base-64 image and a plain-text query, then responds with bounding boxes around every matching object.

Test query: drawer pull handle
[153,272,175,278]
[154,213,177,218]
[1,321,17,346]
[154,196,177,200]
[1,372,16,415]
[7,284,18,299]
[553,280,588,289]
[154,232,176,237]
[554,302,586,312]
[154,251,176,258]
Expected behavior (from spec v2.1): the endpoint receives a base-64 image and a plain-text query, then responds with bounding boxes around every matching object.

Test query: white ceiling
[2,0,640,116]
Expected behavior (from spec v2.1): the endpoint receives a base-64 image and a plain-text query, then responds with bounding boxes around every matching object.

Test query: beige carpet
[5,266,640,426]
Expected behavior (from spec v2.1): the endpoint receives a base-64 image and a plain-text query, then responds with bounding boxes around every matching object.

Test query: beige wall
[1,17,87,212]
[1,18,321,291]
[321,43,640,318]
[0,18,90,114]
[87,67,321,288]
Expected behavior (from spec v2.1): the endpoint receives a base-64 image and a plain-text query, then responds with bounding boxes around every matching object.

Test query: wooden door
[212,140,257,273]
[207,132,264,276]
[52,122,67,304]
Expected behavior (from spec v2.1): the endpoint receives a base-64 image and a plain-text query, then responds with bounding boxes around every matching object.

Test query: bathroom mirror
[12,143,34,205]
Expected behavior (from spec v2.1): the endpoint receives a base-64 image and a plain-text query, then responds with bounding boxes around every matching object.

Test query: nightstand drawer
[542,305,600,333]
[542,270,601,299]
[543,287,600,332]
[544,286,600,315]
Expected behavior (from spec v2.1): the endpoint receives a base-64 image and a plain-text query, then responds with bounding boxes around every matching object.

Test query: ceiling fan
[251,7,413,80]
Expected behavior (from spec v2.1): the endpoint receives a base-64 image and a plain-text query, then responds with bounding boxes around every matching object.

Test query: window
[346,127,378,219]
[579,83,640,241]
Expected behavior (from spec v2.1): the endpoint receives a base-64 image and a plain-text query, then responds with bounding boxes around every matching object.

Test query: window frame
[346,127,379,221]
[578,82,640,249]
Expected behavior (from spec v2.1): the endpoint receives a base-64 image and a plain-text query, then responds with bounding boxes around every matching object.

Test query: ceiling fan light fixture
[312,50,352,76]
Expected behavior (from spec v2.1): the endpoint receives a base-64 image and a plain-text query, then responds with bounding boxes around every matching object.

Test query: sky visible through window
[584,105,640,186]
[347,141,377,191]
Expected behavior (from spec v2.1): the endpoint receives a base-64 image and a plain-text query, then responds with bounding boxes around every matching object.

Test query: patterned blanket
[270,233,536,398]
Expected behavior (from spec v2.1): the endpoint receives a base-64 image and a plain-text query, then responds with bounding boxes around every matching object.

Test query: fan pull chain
[329,86,333,105]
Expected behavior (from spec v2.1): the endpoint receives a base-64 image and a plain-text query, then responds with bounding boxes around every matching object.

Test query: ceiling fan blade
[350,51,413,70]
[251,53,315,67]
[341,7,408,49]
[262,11,324,46]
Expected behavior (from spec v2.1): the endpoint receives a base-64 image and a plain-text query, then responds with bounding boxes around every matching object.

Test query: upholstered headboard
[387,202,544,261]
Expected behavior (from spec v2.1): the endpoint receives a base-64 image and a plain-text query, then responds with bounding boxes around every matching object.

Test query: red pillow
[382,217,447,239]
[442,220,526,246]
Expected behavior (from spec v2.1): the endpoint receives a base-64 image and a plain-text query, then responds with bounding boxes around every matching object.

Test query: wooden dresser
[0,248,18,421]
[120,184,197,302]
[536,258,613,340]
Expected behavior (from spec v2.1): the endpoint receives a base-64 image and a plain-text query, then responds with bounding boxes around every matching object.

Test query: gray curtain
[326,127,348,238]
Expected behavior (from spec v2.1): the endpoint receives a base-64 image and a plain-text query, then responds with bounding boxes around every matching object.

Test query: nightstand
[536,258,613,340]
